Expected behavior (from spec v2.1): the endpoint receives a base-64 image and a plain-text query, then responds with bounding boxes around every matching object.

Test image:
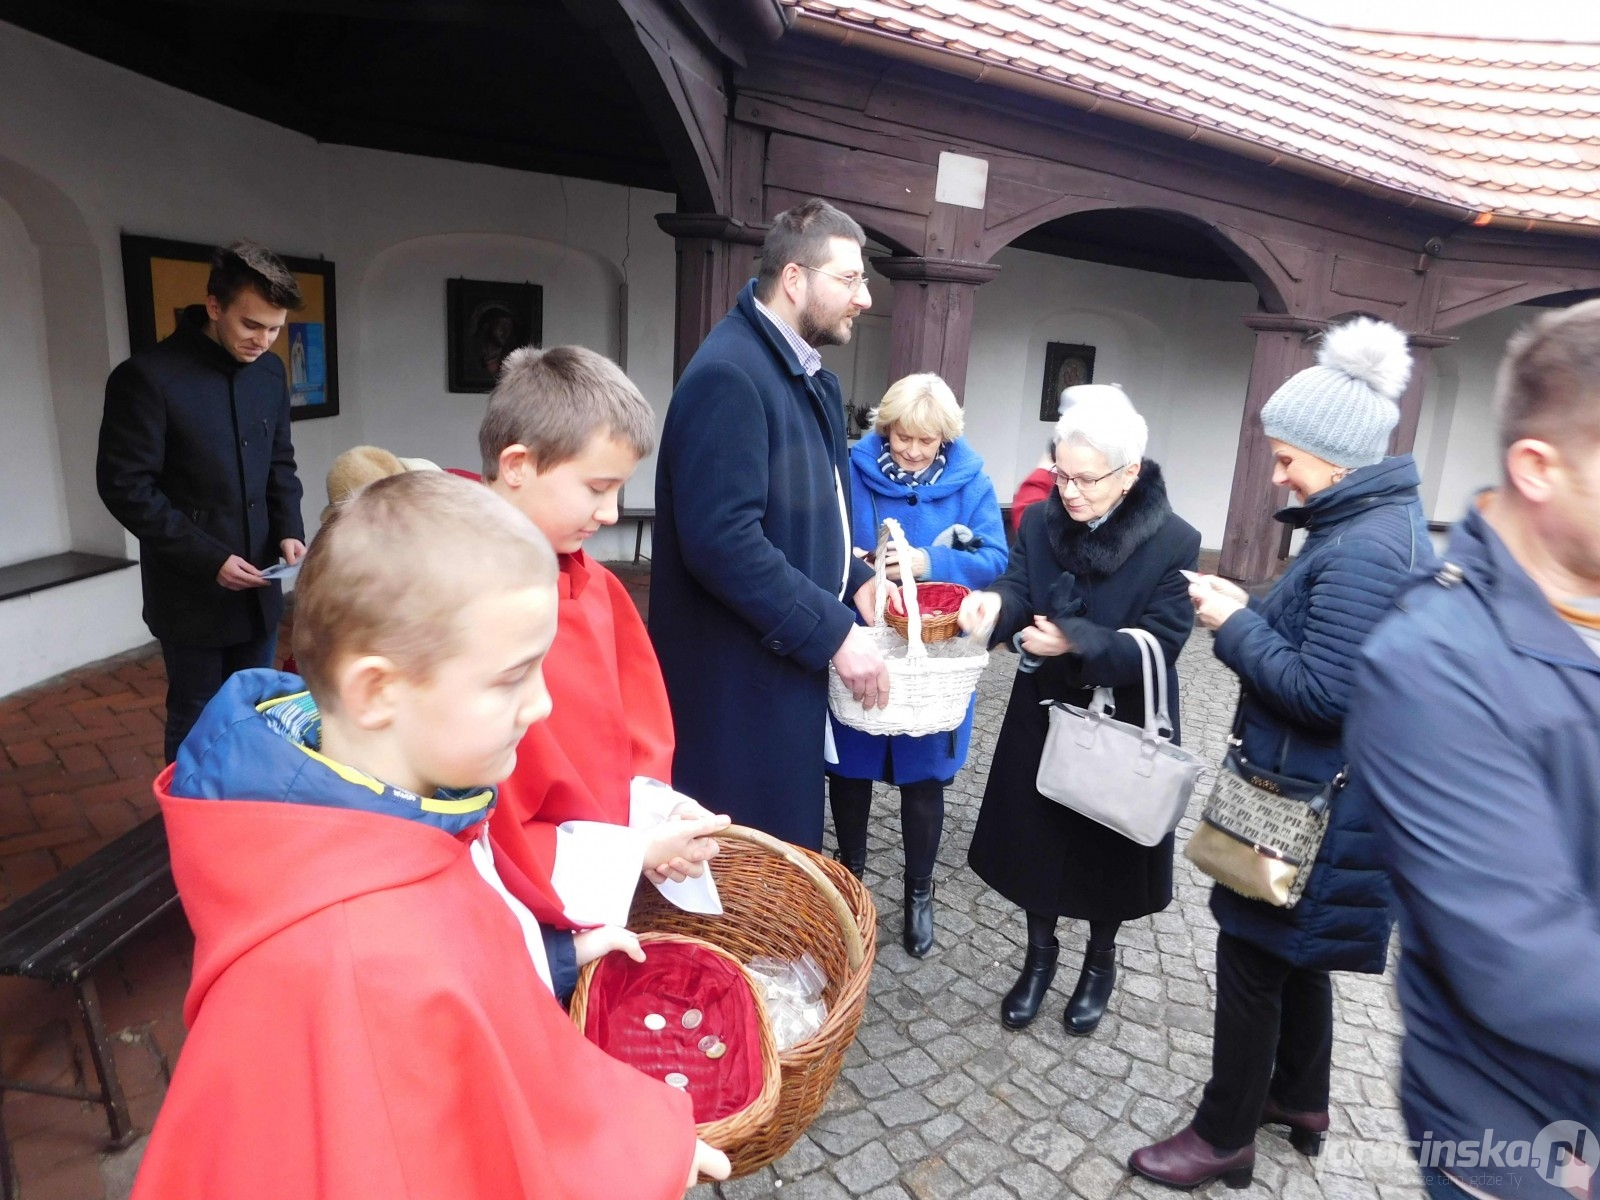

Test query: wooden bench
[618,506,655,563]
[0,815,179,1196]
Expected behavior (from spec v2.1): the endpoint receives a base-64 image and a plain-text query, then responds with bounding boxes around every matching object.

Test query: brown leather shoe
[1259,1097,1329,1156]
[1129,1126,1255,1190]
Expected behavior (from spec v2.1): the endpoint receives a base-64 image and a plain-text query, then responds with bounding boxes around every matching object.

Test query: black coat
[97,306,304,647]
[648,282,873,850]
[967,462,1200,921]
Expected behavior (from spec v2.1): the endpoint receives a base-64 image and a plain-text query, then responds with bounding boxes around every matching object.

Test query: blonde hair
[871,373,964,443]
[293,471,557,707]
[479,345,655,479]
[321,445,405,526]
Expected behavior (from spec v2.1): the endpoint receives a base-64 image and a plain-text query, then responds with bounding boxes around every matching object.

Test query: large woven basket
[569,931,783,1170]
[830,518,987,737]
[616,826,877,1179]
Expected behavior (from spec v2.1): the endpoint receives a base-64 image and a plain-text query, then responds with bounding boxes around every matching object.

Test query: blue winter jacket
[1209,454,1433,973]
[1349,503,1600,1200]
[828,433,1007,784]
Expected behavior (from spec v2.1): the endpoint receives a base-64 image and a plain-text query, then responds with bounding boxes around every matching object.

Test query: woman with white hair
[828,373,1007,957]
[959,387,1201,1034]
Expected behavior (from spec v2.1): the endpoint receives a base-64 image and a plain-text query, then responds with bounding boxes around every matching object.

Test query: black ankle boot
[1063,945,1117,1036]
[903,875,935,957]
[1000,941,1059,1029]
[833,846,866,880]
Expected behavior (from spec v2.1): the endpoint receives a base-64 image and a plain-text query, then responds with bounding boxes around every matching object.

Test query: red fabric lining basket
[573,932,781,1137]
[886,581,968,643]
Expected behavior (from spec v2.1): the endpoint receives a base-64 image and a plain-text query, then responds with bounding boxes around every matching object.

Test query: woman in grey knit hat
[1131,317,1436,1190]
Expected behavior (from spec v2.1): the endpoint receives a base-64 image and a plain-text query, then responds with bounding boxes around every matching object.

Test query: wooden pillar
[870,256,1001,401]
[1219,314,1326,583]
[655,213,765,382]
[1391,333,1456,454]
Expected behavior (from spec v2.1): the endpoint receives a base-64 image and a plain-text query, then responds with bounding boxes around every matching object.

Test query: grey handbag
[1035,628,1206,847]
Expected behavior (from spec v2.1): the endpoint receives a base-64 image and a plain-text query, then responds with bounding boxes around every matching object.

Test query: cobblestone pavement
[692,632,1421,1200]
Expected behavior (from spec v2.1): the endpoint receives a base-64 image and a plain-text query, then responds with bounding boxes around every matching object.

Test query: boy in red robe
[134,471,729,1200]
[480,347,729,969]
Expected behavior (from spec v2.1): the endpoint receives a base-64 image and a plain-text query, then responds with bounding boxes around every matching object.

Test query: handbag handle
[1087,628,1171,740]
[872,517,927,660]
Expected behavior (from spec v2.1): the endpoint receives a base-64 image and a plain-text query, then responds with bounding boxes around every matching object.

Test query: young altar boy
[479,346,729,970]
[133,471,728,1199]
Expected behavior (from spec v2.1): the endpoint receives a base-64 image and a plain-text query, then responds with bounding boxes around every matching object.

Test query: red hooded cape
[135,768,695,1200]
[490,552,675,925]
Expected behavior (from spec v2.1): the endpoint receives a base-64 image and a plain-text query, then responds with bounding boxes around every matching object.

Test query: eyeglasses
[801,264,869,295]
[1049,464,1126,491]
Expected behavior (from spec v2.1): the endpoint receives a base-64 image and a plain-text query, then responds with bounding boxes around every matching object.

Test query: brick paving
[0,576,1423,1200]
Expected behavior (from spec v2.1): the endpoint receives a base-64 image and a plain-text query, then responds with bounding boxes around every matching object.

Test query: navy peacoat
[649,282,873,849]
[97,306,304,648]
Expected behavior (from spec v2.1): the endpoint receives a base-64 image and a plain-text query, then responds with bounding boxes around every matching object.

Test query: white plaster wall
[0,197,70,567]
[1413,304,1539,526]
[0,19,678,693]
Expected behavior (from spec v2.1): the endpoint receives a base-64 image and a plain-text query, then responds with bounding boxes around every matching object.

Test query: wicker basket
[569,931,783,1167]
[831,518,988,737]
[610,826,877,1180]
[885,581,968,644]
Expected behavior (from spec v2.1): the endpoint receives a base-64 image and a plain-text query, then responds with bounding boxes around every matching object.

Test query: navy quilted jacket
[1209,455,1434,973]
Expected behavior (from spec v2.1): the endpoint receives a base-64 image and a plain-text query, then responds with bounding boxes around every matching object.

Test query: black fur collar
[1043,459,1173,578]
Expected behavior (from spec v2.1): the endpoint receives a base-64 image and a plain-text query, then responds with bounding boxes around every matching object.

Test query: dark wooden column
[1391,333,1456,454]
[1219,314,1326,583]
[656,213,765,382]
[870,256,1002,401]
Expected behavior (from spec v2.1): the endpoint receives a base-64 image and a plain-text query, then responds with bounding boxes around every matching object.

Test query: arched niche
[349,232,626,484]
[0,155,124,557]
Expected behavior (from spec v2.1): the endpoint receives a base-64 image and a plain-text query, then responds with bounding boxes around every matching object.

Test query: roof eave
[789,13,1600,242]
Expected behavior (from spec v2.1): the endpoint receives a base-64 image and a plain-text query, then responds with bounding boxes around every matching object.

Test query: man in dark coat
[98,240,307,763]
[649,199,885,850]
[1348,300,1600,1200]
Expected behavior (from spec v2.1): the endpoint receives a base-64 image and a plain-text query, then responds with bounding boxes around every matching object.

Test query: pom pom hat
[1259,318,1413,468]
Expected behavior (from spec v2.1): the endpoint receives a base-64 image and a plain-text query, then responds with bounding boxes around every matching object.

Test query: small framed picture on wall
[447,278,543,393]
[1040,341,1096,422]
[120,234,340,421]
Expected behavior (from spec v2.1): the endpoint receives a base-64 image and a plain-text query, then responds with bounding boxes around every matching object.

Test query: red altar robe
[134,769,695,1200]
[491,551,675,926]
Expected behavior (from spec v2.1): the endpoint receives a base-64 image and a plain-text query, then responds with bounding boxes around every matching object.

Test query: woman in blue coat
[827,374,1007,957]
[1131,318,1432,1190]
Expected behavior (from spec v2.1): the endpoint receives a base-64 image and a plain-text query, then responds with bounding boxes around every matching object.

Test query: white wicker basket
[828,518,988,737]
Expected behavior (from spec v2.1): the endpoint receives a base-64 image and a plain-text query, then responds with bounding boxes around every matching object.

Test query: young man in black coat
[649,199,886,851]
[97,240,307,762]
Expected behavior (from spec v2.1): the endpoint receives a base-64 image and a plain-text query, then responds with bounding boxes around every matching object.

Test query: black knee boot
[827,774,870,879]
[1063,921,1120,1036]
[900,781,943,957]
[1001,912,1059,1029]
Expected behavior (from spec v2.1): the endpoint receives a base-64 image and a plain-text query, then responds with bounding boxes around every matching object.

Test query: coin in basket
[643,1013,667,1031]
[697,1034,719,1052]
[665,1072,689,1089]
[705,1041,728,1061]
[681,1008,703,1030]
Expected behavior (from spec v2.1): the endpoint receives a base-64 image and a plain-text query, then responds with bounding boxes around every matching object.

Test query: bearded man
[649,198,889,850]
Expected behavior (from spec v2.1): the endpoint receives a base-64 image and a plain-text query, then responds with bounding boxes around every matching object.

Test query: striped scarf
[878,446,947,488]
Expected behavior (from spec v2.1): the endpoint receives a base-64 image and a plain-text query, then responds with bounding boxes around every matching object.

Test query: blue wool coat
[649,282,873,850]
[828,433,1008,785]
[1349,503,1600,1200]
[1209,455,1433,973]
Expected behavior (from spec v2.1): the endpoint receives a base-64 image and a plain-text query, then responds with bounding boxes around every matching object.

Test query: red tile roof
[778,0,1600,233]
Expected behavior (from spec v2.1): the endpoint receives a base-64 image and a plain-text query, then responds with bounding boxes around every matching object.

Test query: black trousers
[827,773,944,878]
[161,630,278,763]
[1192,931,1333,1151]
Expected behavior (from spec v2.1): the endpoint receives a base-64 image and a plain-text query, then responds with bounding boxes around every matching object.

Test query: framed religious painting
[120,234,340,421]
[446,278,543,393]
[1040,341,1096,421]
